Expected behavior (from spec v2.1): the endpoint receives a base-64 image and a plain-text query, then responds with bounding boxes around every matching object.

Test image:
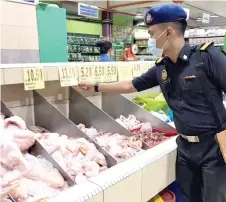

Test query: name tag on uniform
[161,69,171,84]
[184,75,197,80]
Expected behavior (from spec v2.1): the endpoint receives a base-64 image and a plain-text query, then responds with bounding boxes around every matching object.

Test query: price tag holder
[140,63,149,74]
[118,63,133,81]
[104,64,118,83]
[78,65,94,82]
[59,66,78,87]
[23,67,45,91]
[132,63,142,78]
[149,61,155,69]
[93,65,105,82]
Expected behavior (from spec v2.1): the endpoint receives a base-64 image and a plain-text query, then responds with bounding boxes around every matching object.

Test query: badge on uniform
[161,69,170,84]
[146,13,153,24]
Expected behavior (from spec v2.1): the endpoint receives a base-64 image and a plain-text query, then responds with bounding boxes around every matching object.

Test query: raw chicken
[38,132,108,184]
[116,115,168,148]
[0,115,68,202]
[77,124,143,162]
[3,116,35,152]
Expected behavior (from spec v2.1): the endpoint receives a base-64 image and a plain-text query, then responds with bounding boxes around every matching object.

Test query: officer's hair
[161,21,187,36]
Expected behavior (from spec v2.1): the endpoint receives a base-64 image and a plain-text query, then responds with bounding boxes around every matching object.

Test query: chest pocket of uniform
[181,77,203,92]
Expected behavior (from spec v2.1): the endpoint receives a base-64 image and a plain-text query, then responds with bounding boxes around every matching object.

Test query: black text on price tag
[79,66,93,81]
[105,65,118,82]
[23,68,45,90]
[59,67,77,87]
[94,66,105,82]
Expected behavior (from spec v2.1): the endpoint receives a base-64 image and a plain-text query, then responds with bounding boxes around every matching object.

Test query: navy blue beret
[144,4,187,26]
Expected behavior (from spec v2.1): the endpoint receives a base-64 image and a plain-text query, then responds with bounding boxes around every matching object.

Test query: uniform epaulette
[200,42,214,51]
[155,57,164,65]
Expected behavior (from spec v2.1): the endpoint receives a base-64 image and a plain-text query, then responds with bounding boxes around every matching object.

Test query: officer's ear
[166,27,173,37]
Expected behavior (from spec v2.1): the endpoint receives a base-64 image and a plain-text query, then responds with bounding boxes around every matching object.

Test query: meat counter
[0,63,177,202]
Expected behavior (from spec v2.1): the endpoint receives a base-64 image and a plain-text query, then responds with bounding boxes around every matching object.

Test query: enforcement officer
[78,4,226,202]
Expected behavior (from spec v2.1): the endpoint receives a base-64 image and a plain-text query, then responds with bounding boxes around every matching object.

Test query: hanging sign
[23,67,45,90]
[202,13,210,24]
[117,63,133,81]
[78,65,94,82]
[59,66,78,87]
[104,64,118,82]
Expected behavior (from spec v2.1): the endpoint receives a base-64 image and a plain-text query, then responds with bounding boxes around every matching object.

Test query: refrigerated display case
[0,62,178,202]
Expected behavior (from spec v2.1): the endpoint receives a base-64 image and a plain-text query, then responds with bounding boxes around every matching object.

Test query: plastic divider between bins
[32,91,117,168]
[68,88,149,150]
[102,93,177,133]
[1,100,74,186]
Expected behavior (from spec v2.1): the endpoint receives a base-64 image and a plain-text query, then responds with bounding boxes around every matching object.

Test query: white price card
[117,63,133,81]
[78,65,94,82]
[140,63,149,74]
[93,65,105,82]
[23,67,45,91]
[59,66,78,87]
[132,63,142,78]
[104,64,118,83]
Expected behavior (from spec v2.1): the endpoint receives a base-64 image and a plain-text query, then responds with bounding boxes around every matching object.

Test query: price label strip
[104,64,118,83]
[23,67,45,91]
[118,63,133,81]
[93,65,105,82]
[78,66,94,82]
[132,63,142,78]
[59,66,78,87]
[140,63,149,74]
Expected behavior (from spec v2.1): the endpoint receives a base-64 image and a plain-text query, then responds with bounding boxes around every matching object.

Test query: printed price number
[59,67,77,87]
[94,65,105,82]
[133,63,142,78]
[79,66,93,82]
[105,65,118,82]
[23,68,45,90]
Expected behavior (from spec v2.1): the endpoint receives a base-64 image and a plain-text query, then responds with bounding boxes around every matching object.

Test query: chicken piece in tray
[36,132,108,184]
[116,115,169,148]
[77,124,144,162]
[0,115,68,202]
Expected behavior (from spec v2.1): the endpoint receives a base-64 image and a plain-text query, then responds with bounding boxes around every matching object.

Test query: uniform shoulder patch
[155,57,164,65]
[200,42,214,51]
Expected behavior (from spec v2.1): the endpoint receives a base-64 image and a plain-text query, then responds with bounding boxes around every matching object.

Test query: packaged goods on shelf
[0,115,68,202]
[133,93,169,114]
[77,124,144,162]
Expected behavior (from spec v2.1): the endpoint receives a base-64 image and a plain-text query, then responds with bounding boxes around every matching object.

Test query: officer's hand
[77,81,95,92]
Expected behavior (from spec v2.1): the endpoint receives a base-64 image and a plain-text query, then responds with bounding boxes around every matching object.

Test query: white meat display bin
[0,63,178,202]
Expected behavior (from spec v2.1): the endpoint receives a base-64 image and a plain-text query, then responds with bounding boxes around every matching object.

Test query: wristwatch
[94,82,99,92]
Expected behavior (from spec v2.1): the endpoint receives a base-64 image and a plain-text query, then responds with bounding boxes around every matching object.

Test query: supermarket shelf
[185,35,225,39]
[1,62,177,202]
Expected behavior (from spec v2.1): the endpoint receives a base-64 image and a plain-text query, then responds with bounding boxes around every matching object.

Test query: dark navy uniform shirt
[132,43,226,136]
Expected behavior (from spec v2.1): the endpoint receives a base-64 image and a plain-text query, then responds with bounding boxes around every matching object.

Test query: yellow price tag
[117,63,133,81]
[132,63,142,78]
[93,65,105,82]
[59,66,78,87]
[104,64,118,83]
[78,66,94,82]
[149,195,164,202]
[23,67,45,91]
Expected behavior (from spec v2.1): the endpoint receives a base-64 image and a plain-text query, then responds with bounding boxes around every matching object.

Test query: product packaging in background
[133,93,169,114]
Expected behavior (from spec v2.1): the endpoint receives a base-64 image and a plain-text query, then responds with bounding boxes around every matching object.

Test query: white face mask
[148,29,168,57]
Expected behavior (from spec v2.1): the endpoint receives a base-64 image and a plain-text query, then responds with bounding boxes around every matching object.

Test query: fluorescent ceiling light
[210,14,219,18]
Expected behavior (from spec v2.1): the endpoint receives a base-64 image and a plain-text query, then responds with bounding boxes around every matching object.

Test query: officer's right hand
[77,81,95,92]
